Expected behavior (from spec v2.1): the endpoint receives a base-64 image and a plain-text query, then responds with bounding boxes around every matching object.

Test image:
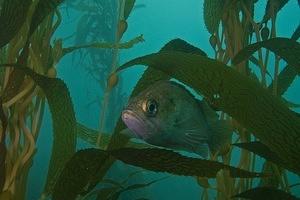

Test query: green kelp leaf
[232,187,299,200]
[76,122,110,148]
[259,161,283,188]
[88,39,208,200]
[110,176,168,200]
[203,0,224,34]
[54,147,263,200]
[232,37,300,73]
[267,27,300,96]
[108,38,207,150]
[0,0,32,48]
[116,50,300,174]
[29,0,65,36]
[0,64,77,196]
[281,98,300,108]
[233,142,285,166]
[110,148,264,178]
[124,0,136,20]
[53,149,109,200]
[89,187,120,200]
[268,65,298,96]
[291,25,300,41]
[262,0,290,23]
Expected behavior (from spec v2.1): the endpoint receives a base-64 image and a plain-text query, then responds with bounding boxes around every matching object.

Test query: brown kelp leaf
[52,149,109,200]
[0,0,32,48]
[232,37,300,73]
[259,161,283,188]
[124,0,136,20]
[0,64,77,197]
[110,148,264,178]
[0,98,7,191]
[116,50,300,174]
[232,187,299,200]
[262,0,289,23]
[29,0,65,36]
[233,142,285,166]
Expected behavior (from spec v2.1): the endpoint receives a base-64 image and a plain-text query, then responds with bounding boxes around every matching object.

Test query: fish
[121,80,232,158]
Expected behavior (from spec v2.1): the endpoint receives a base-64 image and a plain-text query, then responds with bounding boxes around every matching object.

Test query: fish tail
[208,119,232,155]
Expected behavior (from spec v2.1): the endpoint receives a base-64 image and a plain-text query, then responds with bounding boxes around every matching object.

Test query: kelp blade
[0,0,32,48]
[233,187,299,200]
[110,148,264,178]
[233,142,286,166]
[232,37,300,73]
[116,50,300,174]
[54,147,264,200]
[0,65,77,196]
[29,0,65,36]
[52,149,109,200]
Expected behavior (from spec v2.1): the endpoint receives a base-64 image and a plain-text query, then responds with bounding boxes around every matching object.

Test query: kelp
[53,147,264,200]
[0,0,32,48]
[0,99,7,191]
[0,64,76,197]
[203,0,224,34]
[76,122,150,149]
[83,175,167,200]
[232,186,299,200]
[56,39,210,199]
[52,149,108,200]
[28,0,65,36]
[124,0,136,20]
[62,35,144,58]
[109,148,264,178]
[233,142,285,167]
[268,25,300,95]
[232,37,300,72]
[108,39,206,150]
[104,176,168,200]
[116,50,300,174]
[262,0,290,23]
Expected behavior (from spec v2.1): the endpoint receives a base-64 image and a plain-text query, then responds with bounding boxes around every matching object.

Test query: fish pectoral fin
[184,132,209,158]
[120,128,137,138]
[208,120,233,155]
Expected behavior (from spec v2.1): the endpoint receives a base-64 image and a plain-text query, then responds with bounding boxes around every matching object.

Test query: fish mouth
[121,109,150,139]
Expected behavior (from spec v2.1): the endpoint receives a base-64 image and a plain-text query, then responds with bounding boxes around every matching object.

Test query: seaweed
[53,147,265,200]
[203,0,224,34]
[232,186,299,200]
[0,64,77,197]
[233,142,285,166]
[232,38,300,72]
[0,0,32,48]
[116,49,300,174]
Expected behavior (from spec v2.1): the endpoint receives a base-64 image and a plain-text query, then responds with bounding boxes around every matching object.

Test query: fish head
[121,81,179,141]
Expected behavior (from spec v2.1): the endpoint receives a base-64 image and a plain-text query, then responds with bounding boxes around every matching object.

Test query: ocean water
[12,0,299,199]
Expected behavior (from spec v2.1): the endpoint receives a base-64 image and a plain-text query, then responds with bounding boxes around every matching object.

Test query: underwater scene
[0,0,300,199]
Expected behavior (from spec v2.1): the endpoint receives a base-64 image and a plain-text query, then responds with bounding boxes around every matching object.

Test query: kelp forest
[0,0,299,200]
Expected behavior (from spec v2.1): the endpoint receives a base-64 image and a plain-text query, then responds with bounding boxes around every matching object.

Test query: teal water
[26,0,300,199]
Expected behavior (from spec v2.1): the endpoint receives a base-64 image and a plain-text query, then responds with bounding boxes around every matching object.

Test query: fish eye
[142,99,158,117]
